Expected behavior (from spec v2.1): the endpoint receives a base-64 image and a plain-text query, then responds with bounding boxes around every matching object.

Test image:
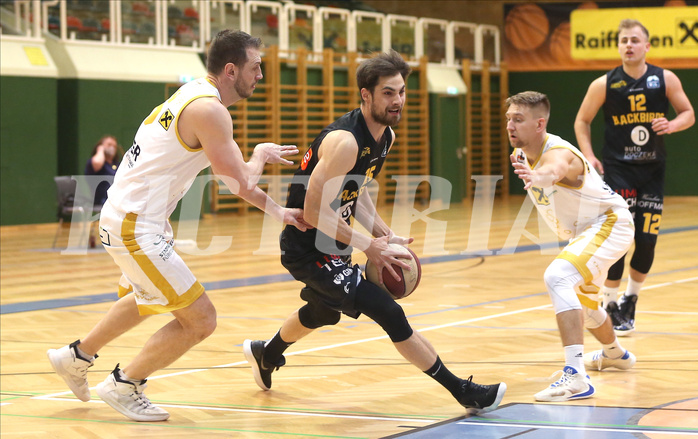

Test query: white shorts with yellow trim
[99,201,205,316]
[557,207,634,309]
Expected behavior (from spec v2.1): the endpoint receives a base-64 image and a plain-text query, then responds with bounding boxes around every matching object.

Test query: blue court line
[2,225,696,315]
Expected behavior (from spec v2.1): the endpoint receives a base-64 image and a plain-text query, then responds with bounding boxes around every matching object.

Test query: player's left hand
[651,117,672,136]
[387,233,414,246]
[255,143,299,165]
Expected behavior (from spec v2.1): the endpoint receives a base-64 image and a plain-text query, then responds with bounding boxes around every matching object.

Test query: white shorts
[557,207,634,309]
[99,201,204,315]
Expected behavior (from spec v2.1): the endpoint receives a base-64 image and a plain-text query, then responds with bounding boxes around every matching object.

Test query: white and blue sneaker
[584,349,636,371]
[534,366,595,402]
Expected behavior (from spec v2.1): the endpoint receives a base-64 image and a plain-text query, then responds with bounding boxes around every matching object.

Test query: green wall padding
[1,76,58,225]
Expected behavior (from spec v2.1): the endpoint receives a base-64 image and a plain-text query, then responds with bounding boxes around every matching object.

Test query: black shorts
[280,231,363,319]
[603,160,665,237]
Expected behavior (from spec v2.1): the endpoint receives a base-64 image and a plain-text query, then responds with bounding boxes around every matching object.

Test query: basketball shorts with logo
[603,160,665,236]
[557,207,634,309]
[99,201,205,315]
[280,234,363,319]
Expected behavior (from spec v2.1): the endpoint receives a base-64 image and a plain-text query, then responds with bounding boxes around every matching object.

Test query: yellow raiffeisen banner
[571,7,698,59]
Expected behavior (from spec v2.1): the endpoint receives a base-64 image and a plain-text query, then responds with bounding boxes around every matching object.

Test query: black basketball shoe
[605,301,624,327]
[456,375,507,413]
[243,339,286,391]
[614,294,637,336]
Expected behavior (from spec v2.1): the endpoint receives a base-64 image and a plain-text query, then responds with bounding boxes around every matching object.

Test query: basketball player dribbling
[243,50,506,413]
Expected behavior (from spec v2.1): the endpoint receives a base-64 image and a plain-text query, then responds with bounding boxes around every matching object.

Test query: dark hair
[356,50,411,101]
[207,30,263,74]
[506,91,550,120]
[619,19,649,40]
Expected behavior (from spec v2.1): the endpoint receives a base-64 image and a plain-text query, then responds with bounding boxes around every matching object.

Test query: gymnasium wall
[0,76,58,225]
[1,67,695,226]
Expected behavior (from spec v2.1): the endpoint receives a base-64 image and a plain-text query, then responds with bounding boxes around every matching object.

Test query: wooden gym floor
[1,195,697,438]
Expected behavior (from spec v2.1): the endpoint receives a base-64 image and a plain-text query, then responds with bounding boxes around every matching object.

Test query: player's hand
[283,208,313,232]
[510,155,535,190]
[254,143,299,165]
[365,236,411,285]
[387,233,414,246]
[651,117,672,136]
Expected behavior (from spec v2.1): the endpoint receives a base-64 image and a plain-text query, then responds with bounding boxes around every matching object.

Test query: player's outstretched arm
[191,98,309,231]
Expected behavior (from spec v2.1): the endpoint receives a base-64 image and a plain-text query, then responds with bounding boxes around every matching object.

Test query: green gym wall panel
[1,76,58,225]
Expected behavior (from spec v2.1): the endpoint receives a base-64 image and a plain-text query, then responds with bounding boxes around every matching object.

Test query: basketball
[549,22,571,62]
[505,3,550,51]
[364,243,421,300]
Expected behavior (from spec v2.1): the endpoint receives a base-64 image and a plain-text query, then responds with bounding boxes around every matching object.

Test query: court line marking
[457,421,698,435]
[34,274,696,404]
[34,304,551,402]
[5,226,696,315]
[30,398,435,424]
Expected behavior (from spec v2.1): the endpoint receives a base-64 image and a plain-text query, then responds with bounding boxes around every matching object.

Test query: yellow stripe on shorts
[121,212,203,315]
[558,209,617,283]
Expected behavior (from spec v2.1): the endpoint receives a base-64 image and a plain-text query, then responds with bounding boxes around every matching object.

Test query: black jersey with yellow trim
[283,108,392,255]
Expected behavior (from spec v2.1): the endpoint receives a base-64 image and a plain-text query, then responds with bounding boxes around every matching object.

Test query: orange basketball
[364,244,421,300]
[549,22,571,62]
[505,3,550,51]
[664,0,686,6]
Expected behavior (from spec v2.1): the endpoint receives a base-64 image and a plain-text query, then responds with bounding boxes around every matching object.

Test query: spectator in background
[84,135,121,248]
[85,135,121,207]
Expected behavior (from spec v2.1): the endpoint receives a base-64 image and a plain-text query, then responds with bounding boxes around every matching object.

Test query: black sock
[263,330,293,364]
[424,356,461,396]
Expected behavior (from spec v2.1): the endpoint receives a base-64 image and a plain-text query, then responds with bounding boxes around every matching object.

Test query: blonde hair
[619,19,649,40]
[506,91,550,120]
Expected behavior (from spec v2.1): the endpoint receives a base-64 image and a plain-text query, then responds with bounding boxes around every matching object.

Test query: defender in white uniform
[507,91,637,402]
[47,30,311,422]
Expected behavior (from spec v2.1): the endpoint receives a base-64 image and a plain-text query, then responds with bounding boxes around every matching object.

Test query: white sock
[75,345,95,362]
[602,286,620,308]
[564,344,585,375]
[625,277,643,297]
[602,339,624,359]
[118,369,141,384]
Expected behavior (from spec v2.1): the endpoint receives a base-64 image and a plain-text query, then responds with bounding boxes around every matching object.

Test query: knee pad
[607,254,626,281]
[298,300,341,329]
[584,305,606,329]
[354,281,413,342]
[544,259,583,314]
[629,235,656,274]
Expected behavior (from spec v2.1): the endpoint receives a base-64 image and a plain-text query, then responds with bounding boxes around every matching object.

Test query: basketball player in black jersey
[575,19,694,336]
[243,50,506,413]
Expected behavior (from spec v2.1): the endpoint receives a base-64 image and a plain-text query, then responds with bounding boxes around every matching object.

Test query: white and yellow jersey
[107,78,219,220]
[514,133,629,240]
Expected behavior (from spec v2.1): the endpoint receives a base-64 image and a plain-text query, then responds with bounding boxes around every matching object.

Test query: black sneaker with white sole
[243,339,286,391]
[456,375,507,413]
[615,294,637,336]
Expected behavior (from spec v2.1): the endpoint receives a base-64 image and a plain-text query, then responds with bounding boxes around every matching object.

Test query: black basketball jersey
[603,63,669,164]
[283,108,392,255]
